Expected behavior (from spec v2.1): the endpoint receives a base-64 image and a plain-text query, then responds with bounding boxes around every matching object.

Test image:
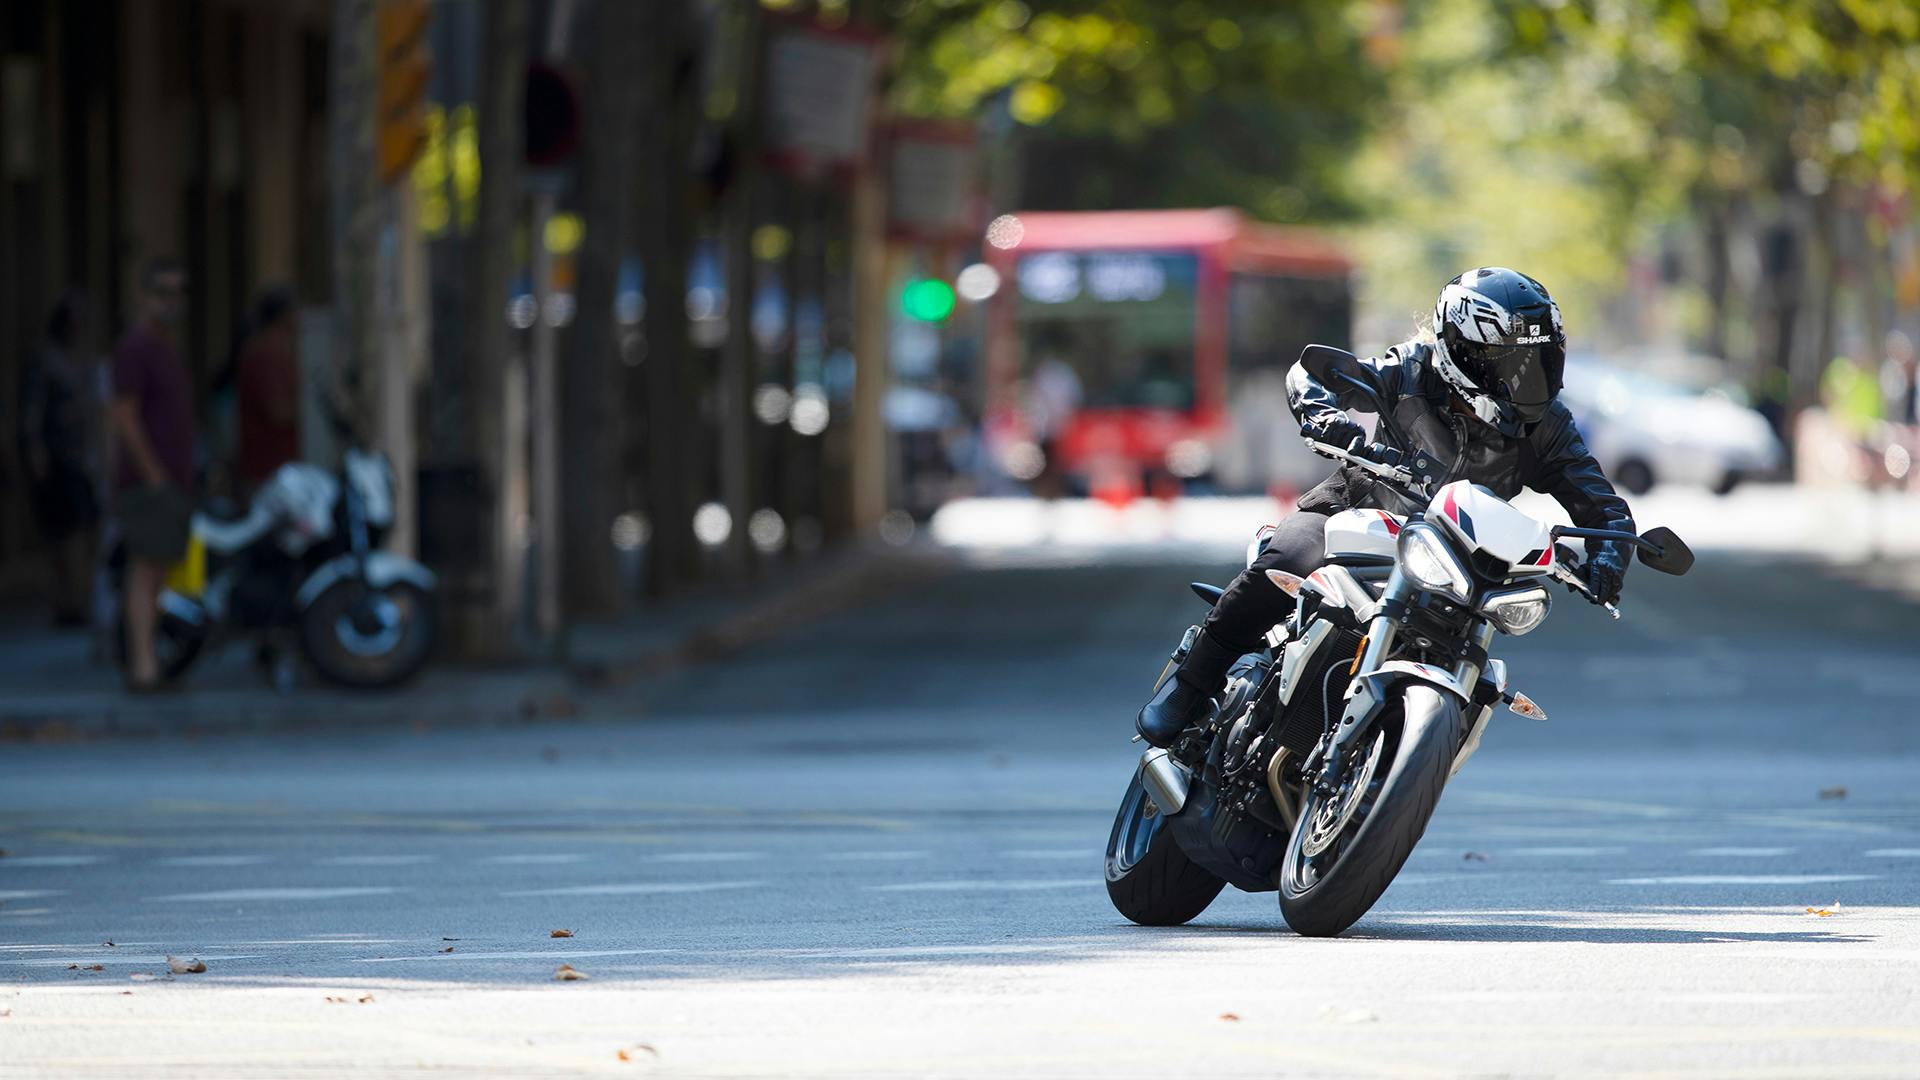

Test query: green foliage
[890,0,1380,220]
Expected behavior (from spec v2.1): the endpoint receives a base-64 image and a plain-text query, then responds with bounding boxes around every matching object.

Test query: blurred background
[0,0,1916,674]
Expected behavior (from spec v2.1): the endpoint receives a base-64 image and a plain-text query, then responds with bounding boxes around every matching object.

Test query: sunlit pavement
[3,485,1919,1078]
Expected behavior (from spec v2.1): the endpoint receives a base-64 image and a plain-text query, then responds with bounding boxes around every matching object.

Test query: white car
[1559,357,1784,496]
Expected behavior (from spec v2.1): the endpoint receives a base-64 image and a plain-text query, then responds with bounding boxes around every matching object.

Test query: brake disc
[1300,728,1385,858]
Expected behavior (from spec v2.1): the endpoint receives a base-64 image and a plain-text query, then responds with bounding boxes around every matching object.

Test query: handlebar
[1307,436,1623,620]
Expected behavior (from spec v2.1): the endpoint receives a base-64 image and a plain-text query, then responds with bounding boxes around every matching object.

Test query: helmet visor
[1475,344,1552,418]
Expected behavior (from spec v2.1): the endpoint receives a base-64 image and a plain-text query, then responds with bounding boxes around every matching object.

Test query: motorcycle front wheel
[1104,767,1226,927]
[301,578,436,689]
[1278,684,1461,937]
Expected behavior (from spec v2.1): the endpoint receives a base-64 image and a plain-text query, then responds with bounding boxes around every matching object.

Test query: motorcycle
[116,445,438,690]
[1105,345,1695,937]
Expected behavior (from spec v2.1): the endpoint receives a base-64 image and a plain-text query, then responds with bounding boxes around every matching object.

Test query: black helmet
[1431,267,1565,435]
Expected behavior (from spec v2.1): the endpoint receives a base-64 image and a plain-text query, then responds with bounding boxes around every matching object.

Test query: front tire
[1278,684,1462,937]
[1105,768,1226,926]
[301,578,435,689]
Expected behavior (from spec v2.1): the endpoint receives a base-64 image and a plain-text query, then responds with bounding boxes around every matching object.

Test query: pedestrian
[234,286,301,493]
[17,290,108,626]
[110,258,197,692]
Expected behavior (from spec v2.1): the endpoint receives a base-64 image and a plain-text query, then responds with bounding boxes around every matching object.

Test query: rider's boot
[1135,627,1240,749]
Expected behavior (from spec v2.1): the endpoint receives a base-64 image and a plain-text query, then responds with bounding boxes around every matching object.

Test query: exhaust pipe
[1139,747,1191,816]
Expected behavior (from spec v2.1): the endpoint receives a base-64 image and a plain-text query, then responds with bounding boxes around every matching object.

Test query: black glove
[1582,545,1628,605]
[1354,442,1404,469]
[1304,415,1366,453]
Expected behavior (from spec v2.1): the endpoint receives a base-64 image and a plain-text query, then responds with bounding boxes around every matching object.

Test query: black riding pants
[1200,509,1332,655]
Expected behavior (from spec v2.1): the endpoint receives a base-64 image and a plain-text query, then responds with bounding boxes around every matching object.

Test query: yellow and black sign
[377,0,432,187]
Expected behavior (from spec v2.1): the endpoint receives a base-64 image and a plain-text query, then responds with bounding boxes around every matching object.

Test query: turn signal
[1507,692,1549,721]
[1264,569,1304,597]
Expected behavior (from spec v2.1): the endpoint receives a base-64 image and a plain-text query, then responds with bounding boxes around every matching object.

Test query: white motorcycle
[1105,346,1694,936]
[116,447,437,690]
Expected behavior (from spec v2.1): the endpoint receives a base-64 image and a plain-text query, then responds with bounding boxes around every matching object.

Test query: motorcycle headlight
[1480,584,1552,635]
[1398,523,1471,601]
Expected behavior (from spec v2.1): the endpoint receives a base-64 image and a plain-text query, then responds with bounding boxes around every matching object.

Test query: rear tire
[1278,685,1462,937]
[1105,768,1226,926]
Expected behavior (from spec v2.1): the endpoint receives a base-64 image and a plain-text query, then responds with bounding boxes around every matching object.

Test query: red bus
[981,208,1353,496]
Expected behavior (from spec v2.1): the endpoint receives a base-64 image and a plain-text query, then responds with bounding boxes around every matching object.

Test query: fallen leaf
[81,964,104,972]
[67,964,77,970]
[119,991,132,996]
[0,1008,10,1017]
[360,993,375,1004]
[551,929,574,938]
[554,964,588,981]
[617,1050,629,1061]
[1463,851,1489,862]
[1218,1012,1240,1022]
[440,946,455,953]
[166,956,206,974]
[1818,786,1848,800]
[102,941,115,948]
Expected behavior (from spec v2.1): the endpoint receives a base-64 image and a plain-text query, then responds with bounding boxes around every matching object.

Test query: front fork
[1304,568,1495,794]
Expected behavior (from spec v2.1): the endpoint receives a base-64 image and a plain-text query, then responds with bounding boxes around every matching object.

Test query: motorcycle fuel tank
[1322,508,1403,561]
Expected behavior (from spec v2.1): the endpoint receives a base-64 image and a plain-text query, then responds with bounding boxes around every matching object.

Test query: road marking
[1503,847,1628,857]
[478,853,589,865]
[643,851,763,863]
[317,854,436,866]
[1864,848,1920,857]
[1688,847,1794,857]
[824,851,929,861]
[356,947,682,963]
[0,855,106,867]
[158,855,271,867]
[148,887,402,902]
[868,879,1089,892]
[0,890,65,900]
[499,880,763,898]
[1608,874,1878,886]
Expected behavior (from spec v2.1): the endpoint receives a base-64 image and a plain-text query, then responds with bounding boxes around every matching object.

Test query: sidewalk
[0,540,954,740]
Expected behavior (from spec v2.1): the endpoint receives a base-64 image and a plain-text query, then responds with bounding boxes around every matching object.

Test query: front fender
[295,552,438,610]
[1354,660,1473,703]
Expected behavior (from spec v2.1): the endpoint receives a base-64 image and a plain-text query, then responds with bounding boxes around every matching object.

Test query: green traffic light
[900,278,956,322]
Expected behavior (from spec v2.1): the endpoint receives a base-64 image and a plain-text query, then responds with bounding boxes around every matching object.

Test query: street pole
[528,0,576,645]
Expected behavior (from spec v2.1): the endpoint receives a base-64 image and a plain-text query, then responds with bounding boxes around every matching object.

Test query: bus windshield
[1014,251,1198,411]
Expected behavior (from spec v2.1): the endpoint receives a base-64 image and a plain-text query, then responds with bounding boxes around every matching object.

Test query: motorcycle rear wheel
[1278,684,1461,937]
[1105,767,1226,926]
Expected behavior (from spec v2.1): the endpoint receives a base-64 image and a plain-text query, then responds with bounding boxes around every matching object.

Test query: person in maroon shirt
[235,287,301,492]
[111,258,196,691]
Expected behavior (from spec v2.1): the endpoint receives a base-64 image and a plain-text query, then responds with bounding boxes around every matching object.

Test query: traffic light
[900,278,956,322]
[377,0,432,187]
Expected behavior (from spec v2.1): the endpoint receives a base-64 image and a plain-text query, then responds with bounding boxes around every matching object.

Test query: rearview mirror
[1636,526,1694,576]
[1299,345,1384,401]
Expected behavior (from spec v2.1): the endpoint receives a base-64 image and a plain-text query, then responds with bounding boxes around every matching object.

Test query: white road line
[1499,847,1627,857]
[499,880,763,898]
[868,879,1090,892]
[0,855,106,867]
[317,854,436,866]
[1607,874,1878,886]
[0,890,65,900]
[147,887,402,902]
[824,851,930,862]
[643,852,763,863]
[158,855,271,867]
[1687,847,1795,857]
[1863,848,1920,857]
[479,853,589,865]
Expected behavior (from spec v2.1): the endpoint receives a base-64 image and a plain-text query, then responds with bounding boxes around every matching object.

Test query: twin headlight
[1397,522,1551,634]
[1398,523,1471,601]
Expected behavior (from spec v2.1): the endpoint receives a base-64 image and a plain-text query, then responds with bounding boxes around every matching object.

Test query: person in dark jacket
[1138,267,1636,748]
[19,290,107,626]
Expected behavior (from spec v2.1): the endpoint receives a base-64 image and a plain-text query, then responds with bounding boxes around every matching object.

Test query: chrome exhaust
[1139,747,1191,816]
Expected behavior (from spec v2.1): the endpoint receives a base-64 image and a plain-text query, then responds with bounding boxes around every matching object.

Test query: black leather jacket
[1287,340,1636,569]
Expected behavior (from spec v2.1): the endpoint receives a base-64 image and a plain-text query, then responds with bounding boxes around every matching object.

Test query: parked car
[1559,356,1784,496]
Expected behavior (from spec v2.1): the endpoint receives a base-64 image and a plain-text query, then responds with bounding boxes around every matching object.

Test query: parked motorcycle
[1105,345,1695,936]
[115,446,437,690]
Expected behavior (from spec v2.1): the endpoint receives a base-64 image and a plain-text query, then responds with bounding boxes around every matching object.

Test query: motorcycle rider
[1138,267,1636,748]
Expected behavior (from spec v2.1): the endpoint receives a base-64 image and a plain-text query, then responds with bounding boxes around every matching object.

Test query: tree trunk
[560,0,643,621]
[637,0,700,599]
[466,0,529,654]
[716,5,763,577]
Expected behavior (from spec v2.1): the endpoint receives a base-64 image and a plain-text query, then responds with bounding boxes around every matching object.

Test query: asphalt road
[3,519,1919,1078]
